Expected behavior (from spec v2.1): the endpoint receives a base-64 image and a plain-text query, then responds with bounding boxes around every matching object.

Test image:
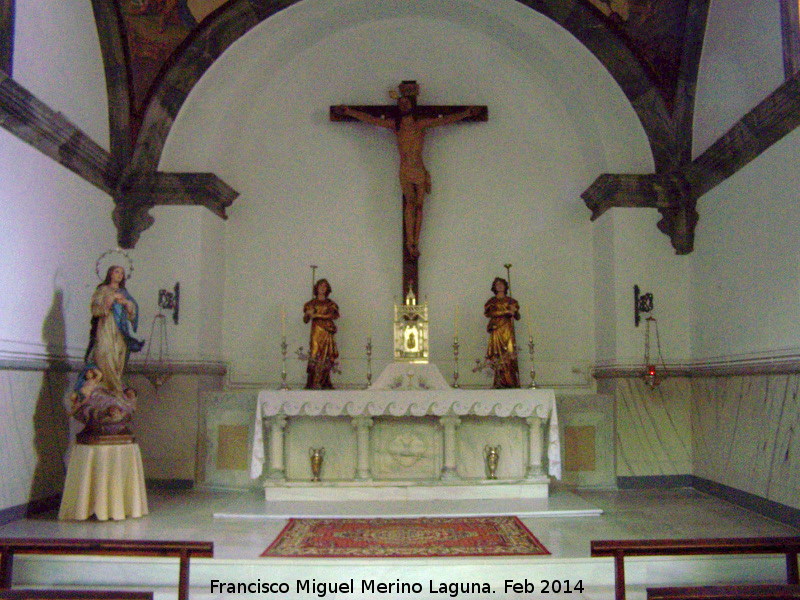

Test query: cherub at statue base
[71,386,137,445]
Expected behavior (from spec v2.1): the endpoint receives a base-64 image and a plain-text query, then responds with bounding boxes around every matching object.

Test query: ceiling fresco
[120,0,691,126]
[122,0,228,118]
[585,0,690,111]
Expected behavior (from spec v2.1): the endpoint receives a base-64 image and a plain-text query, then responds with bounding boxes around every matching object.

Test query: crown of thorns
[389,81,419,100]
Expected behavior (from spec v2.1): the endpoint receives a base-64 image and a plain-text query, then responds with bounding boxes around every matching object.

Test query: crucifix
[331,81,487,298]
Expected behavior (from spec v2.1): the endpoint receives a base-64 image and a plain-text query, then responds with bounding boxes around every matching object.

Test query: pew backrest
[647,584,800,600]
[0,538,213,600]
[591,537,800,600]
[0,591,154,600]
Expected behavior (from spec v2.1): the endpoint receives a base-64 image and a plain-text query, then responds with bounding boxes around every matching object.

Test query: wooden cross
[331,81,487,299]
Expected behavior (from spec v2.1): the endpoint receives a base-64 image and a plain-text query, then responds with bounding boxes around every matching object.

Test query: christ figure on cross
[333,82,486,261]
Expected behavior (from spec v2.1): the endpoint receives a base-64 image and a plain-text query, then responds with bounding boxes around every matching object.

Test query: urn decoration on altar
[484,445,501,479]
[309,447,325,481]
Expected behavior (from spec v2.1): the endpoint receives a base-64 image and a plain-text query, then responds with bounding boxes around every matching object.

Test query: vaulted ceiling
[2,0,799,253]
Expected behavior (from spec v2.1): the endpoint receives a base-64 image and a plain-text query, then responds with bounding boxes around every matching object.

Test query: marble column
[351,416,374,480]
[267,415,288,480]
[526,415,545,478]
[439,415,461,480]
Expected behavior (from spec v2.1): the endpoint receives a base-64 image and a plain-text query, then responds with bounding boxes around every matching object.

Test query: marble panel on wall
[557,394,615,487]
[132,372,224,482]
[615,377,693,477]
[200,390,258,488]
[692,374,800,511]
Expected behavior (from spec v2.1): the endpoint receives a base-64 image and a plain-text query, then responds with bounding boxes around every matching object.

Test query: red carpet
[261,516,550,558]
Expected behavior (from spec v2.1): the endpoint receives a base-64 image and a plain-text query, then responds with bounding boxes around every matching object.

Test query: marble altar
[249,370,560,501]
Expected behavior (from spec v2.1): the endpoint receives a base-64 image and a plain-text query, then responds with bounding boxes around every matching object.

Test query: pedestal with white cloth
[58,443,149,521]
[250,363,560,501]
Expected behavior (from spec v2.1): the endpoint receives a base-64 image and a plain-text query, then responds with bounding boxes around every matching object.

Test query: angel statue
[302,278,339,389]
[484,277,521,389]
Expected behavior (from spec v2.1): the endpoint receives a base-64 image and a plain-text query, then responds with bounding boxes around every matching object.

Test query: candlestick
[366,337,373,387]
[279,336,289,390]
[452,336,460,388]
[527,336,537,389]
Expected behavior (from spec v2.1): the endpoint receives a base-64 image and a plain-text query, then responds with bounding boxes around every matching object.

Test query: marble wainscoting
[692,373,800,512]
[610,377,693,480]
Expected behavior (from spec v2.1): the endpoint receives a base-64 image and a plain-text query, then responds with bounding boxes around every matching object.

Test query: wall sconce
[158,282,180,325]
[634,285,653,327]
[143,282,179,390]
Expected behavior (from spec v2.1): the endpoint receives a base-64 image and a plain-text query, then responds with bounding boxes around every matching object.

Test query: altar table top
[58,443,149,521]
[250,387,561,479]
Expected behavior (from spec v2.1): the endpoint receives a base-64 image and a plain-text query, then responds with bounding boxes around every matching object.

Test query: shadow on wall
[28,289,71,512]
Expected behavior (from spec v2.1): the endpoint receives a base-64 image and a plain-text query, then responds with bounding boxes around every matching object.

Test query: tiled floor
[0,486,798,599]
[1,485,796,560]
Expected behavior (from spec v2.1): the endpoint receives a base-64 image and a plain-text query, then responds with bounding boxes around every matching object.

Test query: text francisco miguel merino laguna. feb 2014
[209,578,585,597]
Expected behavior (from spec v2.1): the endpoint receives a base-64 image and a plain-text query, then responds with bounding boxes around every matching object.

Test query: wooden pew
[0,539,213,600]
[591,537,800,600]
[647,584,800,599]
[0,592,153,600]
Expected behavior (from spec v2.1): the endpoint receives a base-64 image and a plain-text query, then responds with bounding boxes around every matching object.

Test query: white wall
[593,209,693,368]
[691,128,800,361]
[161,0,668,388]
[13,0,109,147]
[0,0,113,511]
[0,122,115,512]
[693,0,784,155]
[691,0,800,361]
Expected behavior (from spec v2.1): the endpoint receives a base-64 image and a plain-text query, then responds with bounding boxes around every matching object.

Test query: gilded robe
[484,294,521,389]
[303,297,339,389]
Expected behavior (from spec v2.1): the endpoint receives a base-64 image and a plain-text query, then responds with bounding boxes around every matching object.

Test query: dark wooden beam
[0,0,13,76]
[0,71,117,193]
[90,0,133,173]
[582,71,800,255]
[582,172,697,254]
[120,171,236,217]
[671,0,712,165]
[0,69,239,248]
[688,73,800,197]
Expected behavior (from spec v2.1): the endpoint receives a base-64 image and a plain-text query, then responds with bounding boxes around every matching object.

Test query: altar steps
[213,488,603,519]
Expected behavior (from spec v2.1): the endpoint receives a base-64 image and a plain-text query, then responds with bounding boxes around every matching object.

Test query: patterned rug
[261,516,550,558]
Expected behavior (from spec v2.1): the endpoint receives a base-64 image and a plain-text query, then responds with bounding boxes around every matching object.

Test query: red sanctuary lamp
[643,315,665,388]
[635,286,666,388]
[645,362,658,388]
